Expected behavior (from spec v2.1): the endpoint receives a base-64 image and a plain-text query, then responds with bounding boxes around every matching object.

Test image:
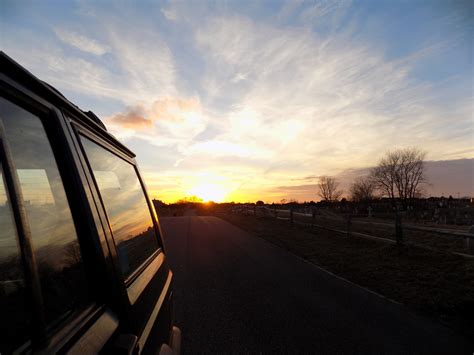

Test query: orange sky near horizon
[144,158,474,204]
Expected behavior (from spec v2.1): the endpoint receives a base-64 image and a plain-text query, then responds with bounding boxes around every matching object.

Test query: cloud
[271,158,474,201]
[3,1,471,202]
[188,140,266,159]
[299,0,349,22]
[4,9,177,108]
[423,159,474,197]
[54,28,110,55]
[161,6,178,21]
[292,175,319,181]
[195,13,472,173]
[150,97,201,122]
[276,184,319,192]
[107,106,152,129]
[105,97,206,150]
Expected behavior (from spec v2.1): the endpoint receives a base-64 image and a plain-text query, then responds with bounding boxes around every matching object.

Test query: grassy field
[216,211,474,340]
[297,214,470,254]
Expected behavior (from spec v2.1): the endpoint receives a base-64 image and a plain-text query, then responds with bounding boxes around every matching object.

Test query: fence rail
[233,206,474,257]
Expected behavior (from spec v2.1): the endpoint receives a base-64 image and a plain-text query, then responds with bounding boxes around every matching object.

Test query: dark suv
[0,52,180,354]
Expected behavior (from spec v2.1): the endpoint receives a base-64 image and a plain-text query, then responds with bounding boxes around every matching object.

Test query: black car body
[0,52,180,354]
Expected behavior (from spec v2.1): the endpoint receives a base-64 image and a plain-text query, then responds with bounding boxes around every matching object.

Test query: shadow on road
[160,215,473,355]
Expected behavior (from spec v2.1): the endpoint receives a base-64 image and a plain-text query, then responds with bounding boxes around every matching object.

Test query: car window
[0,97,90,326]
[80,137,159,279]
[0,165,30,353]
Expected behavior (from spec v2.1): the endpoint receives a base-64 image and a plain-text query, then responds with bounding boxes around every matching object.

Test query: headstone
[467,225,474,255]
[395,213,403,245]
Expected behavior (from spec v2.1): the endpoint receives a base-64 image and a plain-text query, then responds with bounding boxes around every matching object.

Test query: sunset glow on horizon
[189,183,228,203]
[2,1,472,203]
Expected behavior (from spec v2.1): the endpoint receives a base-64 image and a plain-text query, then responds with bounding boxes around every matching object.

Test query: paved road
[160,216,472,354]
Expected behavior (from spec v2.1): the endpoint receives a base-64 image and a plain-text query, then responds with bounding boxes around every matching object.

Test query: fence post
[466,226,474,255]
[290,209,294,228]
[395,212,403,245]
[347,214,352,236]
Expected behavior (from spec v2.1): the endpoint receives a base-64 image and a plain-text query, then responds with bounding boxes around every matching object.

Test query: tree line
[318,147,427,209]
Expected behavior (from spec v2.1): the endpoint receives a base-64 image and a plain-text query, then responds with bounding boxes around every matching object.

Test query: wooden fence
[233,205,474,257]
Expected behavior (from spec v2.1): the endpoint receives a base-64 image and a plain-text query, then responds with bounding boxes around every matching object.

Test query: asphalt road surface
[160,216,472,354]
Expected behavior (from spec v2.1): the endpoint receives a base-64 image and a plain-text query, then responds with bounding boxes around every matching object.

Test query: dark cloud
[335,159,474,197]
[424,159,474,197]
[275,159,474,200]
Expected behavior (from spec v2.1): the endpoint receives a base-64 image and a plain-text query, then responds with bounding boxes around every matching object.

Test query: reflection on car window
[0,97,90,326]
[81,137,158,279]
[0,166,30,353]
[17,169,55,204]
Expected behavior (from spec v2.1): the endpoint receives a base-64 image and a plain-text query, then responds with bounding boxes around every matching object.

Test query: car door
[69,121,174,354]
[0,84,121,353]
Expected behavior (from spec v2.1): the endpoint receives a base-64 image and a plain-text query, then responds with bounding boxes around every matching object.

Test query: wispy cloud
[54,28,110,55]
[298,0,349,23]
[3,9,177,107]
[161,6,178,21]
[150,97,201,122]
[194,12,471,170]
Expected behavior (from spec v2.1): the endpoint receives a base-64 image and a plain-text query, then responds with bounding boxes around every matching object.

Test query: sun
[189,183,227,202]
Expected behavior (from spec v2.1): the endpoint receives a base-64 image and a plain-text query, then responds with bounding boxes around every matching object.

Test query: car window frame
[73,124,163,287]
[0,75,110,353]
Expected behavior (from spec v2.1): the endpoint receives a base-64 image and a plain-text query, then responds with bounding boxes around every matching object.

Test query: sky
[1,0,473,202]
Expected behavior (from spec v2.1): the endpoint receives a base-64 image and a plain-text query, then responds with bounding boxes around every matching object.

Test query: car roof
[0,51,135,157]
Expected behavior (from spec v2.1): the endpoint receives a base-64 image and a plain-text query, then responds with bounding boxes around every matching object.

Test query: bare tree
[371,148,427,208]
[318,176,342,202]
[350,176,376,202]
